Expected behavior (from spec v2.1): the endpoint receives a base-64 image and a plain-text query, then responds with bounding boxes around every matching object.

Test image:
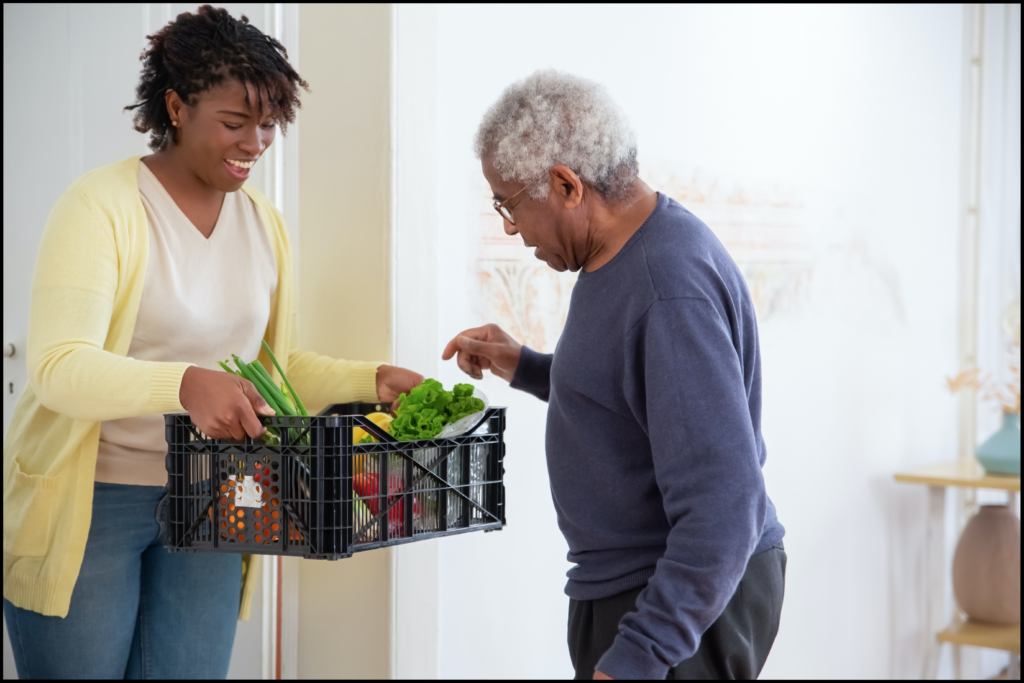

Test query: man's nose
[503,219,518,237]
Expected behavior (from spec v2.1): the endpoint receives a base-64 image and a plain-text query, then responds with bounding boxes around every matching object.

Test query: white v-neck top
[95,161,278,485]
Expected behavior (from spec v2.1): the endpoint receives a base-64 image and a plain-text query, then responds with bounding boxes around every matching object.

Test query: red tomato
[352,472,422,534]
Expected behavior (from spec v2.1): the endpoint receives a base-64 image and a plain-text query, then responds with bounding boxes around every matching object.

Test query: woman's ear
[164,89,185,126]
[549,164,584,208]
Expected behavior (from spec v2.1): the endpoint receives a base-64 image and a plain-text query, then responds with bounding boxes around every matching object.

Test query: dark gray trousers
[568,544,787,680]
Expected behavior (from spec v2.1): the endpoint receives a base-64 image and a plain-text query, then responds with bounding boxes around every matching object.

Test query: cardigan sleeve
[286,351,382,413]
[26,186,190,421]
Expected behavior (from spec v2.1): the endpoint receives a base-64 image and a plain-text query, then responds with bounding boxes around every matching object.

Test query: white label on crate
[230,474,264,509]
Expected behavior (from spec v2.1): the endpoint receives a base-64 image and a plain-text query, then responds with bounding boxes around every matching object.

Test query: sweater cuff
[510,346,550,400]
[149,362,193,412]
[596,634,671,680]
[346,360,384,403]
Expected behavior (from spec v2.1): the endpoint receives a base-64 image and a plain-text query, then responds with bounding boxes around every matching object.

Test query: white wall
[393,4,1019,679]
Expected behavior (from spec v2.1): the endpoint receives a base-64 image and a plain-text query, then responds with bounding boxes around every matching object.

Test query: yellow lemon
[353,412,392,476]
[353,411,393,444]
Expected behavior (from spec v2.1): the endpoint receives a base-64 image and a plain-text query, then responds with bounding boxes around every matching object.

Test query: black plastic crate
[160,403,505,559]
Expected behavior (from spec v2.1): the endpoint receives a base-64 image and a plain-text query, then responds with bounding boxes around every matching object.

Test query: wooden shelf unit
[893,460,1021,677]
[895,461,1020,493]
[937,617,1020,654]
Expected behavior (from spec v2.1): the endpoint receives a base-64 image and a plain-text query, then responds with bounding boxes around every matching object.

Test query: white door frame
[390,4,443,678]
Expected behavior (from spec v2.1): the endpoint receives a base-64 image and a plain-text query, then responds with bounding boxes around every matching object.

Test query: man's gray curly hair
[474,70,639,202]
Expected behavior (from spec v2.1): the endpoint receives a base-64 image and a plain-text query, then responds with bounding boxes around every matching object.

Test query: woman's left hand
[375,364,424,404]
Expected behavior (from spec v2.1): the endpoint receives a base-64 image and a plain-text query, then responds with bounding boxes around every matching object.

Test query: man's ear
[549,164,584,208]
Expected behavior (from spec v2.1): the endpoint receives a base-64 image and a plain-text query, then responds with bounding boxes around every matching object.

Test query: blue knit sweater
[510,192,785,679]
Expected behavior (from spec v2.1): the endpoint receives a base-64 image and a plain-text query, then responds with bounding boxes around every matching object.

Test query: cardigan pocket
[3,458,60,557]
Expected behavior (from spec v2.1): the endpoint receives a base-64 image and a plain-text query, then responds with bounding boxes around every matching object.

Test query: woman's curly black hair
[124,5,310,150]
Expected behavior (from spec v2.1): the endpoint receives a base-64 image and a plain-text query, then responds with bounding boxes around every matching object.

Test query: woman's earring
[171,120,179,127]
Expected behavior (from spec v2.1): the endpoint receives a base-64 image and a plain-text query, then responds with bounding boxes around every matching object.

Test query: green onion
[221,349,310,445]
[248,360,296,416]
[231,354,284,416]
[262,340,308,417]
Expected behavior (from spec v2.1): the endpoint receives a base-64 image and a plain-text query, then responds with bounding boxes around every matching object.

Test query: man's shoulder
[640,195,743,302]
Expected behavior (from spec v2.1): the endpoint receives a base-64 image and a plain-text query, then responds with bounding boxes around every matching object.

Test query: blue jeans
[4,482,242,679]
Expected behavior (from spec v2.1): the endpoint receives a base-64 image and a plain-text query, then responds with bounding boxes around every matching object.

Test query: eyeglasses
[492,184,531,225]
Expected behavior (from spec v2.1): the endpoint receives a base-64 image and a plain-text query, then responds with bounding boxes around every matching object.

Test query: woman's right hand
[179,366,275,440]
[441,323,523,383]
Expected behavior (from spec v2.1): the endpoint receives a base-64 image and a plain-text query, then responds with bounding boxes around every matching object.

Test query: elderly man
[443,70,786,680]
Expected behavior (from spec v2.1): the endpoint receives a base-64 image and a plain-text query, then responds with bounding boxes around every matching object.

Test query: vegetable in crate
[220,341,310,443]
[218,340,309,418]
[389,378,485,440]
[352,411,394,477]
[353,471,421,535]
[353,411,393,445]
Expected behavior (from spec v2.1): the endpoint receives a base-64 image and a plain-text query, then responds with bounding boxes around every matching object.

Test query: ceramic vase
[976,411,1021,476]
[951,504,1021,624]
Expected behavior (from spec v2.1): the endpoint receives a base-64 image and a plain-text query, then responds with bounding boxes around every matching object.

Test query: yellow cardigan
[3,156,382,619]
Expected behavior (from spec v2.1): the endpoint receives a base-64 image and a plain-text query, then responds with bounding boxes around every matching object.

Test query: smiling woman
[1,4,425,680]
[123,4,308,234]
[135,79,283,235]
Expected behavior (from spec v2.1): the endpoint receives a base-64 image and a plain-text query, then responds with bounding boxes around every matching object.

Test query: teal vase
[976,412,1021,476]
